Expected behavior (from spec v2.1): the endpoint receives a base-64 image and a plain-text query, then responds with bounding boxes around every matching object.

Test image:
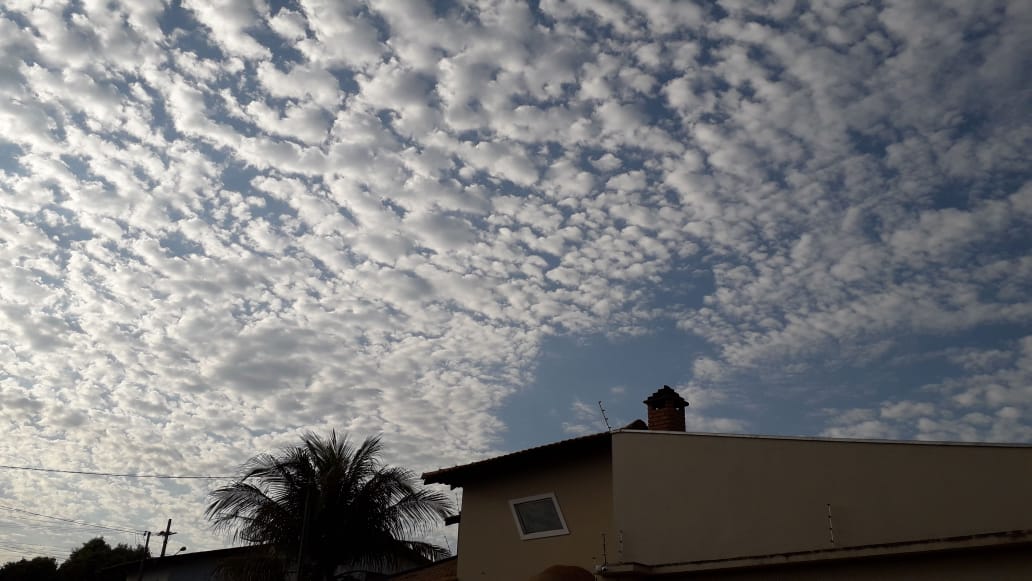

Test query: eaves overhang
[422,430,612,488]
[599,529,1032,577]
[423,428,1031,488]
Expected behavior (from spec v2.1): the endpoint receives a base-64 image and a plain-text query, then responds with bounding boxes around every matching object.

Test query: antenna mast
[598,400,612,431]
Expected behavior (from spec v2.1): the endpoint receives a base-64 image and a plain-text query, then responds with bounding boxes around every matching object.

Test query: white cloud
[296,0,385,69]
[256,61,342,109]
[267,8,309,41]
[0,0,1029,565]
[182,0,270,59]
[821,337,1032,442]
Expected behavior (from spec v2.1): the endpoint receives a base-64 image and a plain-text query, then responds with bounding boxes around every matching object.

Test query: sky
[0,0,1030,564]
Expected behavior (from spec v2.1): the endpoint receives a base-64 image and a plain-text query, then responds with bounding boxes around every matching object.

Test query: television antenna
[598,401,612,431]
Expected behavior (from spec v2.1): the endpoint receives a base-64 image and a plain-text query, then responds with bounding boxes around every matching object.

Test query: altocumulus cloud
[0,0,1030,560]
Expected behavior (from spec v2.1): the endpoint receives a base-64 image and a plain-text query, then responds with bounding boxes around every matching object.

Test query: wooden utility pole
[157,519,176,557]
[294,491,311,581]
[135,531,151,581]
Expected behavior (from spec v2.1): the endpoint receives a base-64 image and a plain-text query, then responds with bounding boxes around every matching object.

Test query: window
[509,493,570,540]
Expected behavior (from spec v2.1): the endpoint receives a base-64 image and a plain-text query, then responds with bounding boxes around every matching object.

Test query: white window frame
[509,492,570,540]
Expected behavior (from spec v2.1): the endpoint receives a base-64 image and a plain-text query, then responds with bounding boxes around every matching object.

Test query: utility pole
[157,519,176,557]
[135,531,151,581]
[294,490,311,581]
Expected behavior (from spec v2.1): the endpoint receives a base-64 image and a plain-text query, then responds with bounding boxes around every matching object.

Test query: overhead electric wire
[0,517,131,536]
[0,504,144,535]
[0,463,226,562]
[0,463,233,480]
[0,546,49,558]
[0,539,67,552]
[0,548,63,559]
[0,543,63,558]
[1,509,140,532]
[0,517,110,534]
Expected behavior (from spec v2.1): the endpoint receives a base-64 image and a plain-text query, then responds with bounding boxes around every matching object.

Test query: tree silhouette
[0,556,58,581]
[206,431,453,580]
[57,538,147,581]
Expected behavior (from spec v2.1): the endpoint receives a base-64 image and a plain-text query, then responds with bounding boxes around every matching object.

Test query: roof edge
[422,429,1031,488]
[423,431,612,486]
[600,529,1032,576]
[616,429,1032,448]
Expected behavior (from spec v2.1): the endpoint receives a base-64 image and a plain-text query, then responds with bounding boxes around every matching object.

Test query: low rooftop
[423,427,1031,488]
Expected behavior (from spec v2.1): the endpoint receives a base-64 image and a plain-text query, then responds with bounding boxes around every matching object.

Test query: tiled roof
[423,425,1032,488]
[422,430,612,487]
[388,556,457,581]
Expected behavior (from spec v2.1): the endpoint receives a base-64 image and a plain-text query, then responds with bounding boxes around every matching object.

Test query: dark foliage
[0,557,58,581]
[57,537,147,581]
[212,548,286,581]
[206,431,453,581]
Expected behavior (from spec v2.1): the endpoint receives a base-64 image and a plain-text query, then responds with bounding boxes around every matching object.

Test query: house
[121,544,428,580]
[423,386,1032,580]
[387,556,457,581]
[120,545,275,581]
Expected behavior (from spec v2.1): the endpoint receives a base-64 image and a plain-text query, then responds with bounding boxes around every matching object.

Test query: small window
[509,493,569,540]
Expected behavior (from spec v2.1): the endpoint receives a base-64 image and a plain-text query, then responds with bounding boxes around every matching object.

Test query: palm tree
[206,431,454,580]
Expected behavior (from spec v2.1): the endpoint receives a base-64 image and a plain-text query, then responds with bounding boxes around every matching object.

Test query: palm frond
[207,432,451,580]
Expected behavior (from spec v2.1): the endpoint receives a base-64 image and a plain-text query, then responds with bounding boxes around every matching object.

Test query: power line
[0,517,134,536]
[0,517,115,534]
[0,547,53,558]
[1,511,133,529]
[0,539,68,552]
[0,504,144,535]
[0,543,64,559]
[0,464,233,480]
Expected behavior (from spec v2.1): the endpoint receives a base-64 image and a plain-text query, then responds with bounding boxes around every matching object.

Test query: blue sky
[1,0,1030,563]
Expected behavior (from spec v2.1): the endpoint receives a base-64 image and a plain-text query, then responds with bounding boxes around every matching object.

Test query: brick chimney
[644,385,689,431]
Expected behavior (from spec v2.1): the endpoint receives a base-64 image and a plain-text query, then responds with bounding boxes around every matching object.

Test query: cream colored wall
[455,446,613,581]
[611,432,1032,567]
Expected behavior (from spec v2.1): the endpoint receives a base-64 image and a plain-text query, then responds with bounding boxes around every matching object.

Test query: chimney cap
[643,385,689,408]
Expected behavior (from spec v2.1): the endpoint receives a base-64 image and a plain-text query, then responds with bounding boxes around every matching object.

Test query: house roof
[422,426,1031,488]
[422,430,613,487]
[388,556,457,581]
[600,529,1032,576]
[107,545,270,573]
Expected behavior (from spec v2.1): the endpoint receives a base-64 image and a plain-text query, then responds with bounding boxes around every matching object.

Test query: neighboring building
[387,556,457,581]
[121,544,429,581]
[120,545,275,581]
[424,386,1032,580]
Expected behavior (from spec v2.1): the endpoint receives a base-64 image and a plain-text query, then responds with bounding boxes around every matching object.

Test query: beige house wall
[611,431,1032,567]
[454,446,613,581]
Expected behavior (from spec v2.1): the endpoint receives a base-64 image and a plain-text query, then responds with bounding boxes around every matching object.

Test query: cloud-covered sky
[1,0,1030,562]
